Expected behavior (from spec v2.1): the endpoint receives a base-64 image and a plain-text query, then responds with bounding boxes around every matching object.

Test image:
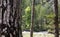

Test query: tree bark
[30,0,35,37]
[16,0,23,37]
[0,0,2,37]
[54,0,59,37]
[0,0,22,37]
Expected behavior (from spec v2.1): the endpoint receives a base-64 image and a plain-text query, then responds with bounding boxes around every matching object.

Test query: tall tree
[16,0,23,37]
[0,0,2,36]
[0,0,23,37]
[54,0,59,37]
[30,0,35,37]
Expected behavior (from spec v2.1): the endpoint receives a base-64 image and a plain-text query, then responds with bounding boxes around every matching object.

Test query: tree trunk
[16,0,23,37]
[0,0,22,37]
[30,0,35,37]
[0,0,2,36]
[54,0,59,37]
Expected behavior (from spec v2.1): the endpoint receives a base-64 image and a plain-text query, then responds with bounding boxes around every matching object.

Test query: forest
[0,0,60,37]
[22,0,59,32]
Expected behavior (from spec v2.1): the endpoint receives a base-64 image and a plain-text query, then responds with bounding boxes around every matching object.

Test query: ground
[22,31,54,37]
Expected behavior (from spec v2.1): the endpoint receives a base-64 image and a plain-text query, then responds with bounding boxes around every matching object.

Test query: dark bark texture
[0,0,22,37]
[54,0,59,37]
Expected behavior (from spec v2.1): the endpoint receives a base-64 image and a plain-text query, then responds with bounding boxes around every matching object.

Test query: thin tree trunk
[54,0,59,37]
[30,0,35,37]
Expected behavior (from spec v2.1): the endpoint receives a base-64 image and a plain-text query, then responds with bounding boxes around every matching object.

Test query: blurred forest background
[21,0,60,33]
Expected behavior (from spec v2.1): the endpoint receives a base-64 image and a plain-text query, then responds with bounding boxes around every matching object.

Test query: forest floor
[22,31,54,37]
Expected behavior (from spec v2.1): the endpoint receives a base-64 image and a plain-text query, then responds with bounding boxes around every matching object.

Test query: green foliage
[22,0,60,32]
[22,6,31,31]
[45,13,55,19]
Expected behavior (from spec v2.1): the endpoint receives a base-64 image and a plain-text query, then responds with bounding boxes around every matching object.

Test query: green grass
[22,32,54,37]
